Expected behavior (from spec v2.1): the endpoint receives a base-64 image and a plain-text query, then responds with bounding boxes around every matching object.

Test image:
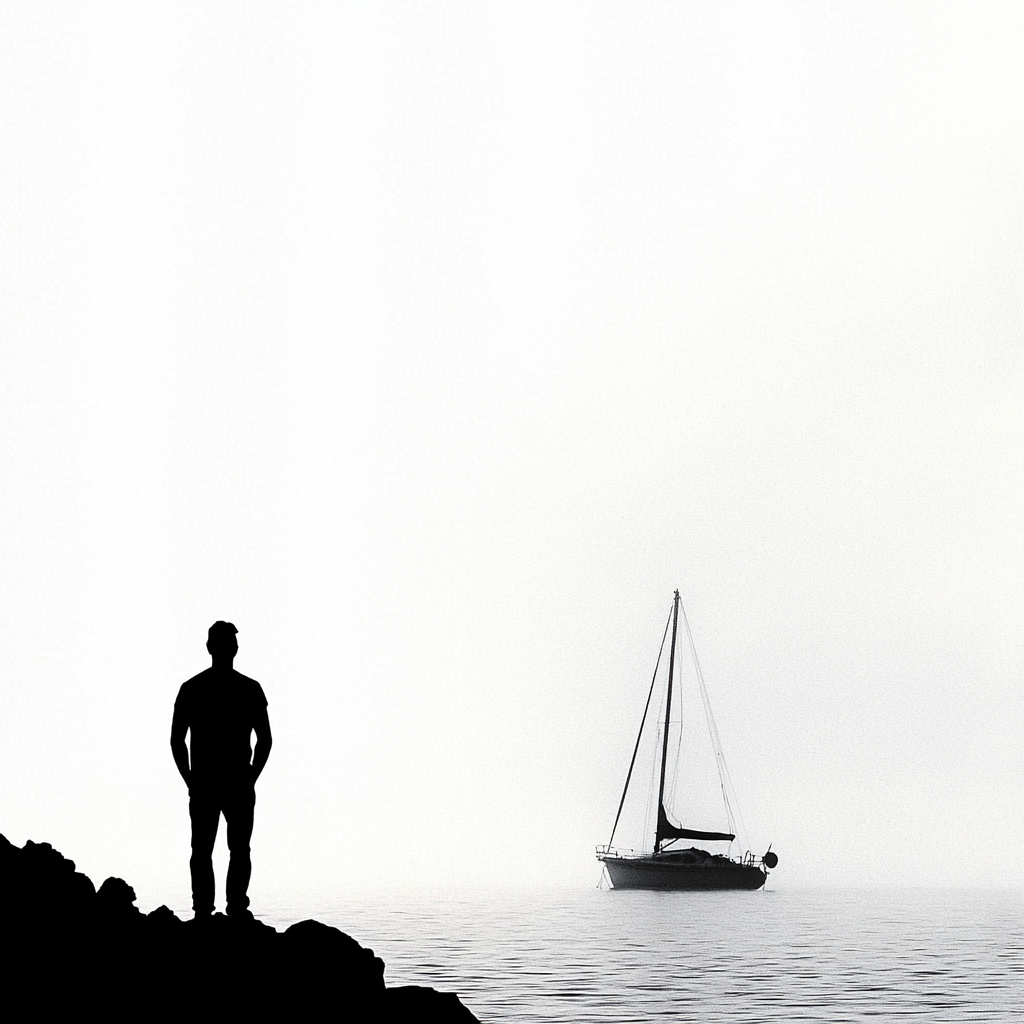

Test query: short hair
[207,621,238,644]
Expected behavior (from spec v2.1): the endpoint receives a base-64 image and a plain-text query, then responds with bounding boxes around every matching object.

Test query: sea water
[256,886,1022,1023]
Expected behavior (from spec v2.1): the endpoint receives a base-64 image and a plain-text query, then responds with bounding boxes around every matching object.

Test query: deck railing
[597,843,766,867]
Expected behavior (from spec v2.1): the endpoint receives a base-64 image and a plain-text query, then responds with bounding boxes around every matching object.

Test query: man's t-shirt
[174,669,268,788]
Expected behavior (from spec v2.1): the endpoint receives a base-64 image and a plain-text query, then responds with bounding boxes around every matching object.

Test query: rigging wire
[665,683,684,811]
[680,602,751,849]
[642,728,658,852]
[606,604,673,850]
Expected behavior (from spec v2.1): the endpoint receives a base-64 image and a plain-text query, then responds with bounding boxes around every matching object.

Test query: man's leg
[189,791,220,916]
[224,787,255,916]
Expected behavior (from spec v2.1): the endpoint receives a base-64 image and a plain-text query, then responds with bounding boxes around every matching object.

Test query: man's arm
[251,704,272,783]
[170,702,191,789]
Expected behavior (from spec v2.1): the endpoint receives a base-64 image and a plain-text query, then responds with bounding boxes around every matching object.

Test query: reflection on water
[258,887,1021,1023]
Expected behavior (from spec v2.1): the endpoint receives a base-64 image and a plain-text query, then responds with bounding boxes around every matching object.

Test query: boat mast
[655,589,680,854]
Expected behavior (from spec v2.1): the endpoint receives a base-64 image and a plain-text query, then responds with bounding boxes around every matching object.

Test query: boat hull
[600,855,766,891]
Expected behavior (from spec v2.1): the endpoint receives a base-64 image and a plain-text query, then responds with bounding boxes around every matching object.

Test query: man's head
[207,620,238,663]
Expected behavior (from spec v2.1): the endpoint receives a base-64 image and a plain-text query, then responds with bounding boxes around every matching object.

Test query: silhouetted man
[171,621,272,919]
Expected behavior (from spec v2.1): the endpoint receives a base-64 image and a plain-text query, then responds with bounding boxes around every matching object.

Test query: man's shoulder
[175,669,213,704]
[231,670,268,707]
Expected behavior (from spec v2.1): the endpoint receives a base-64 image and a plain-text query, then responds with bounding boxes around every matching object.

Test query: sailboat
[597,590,777,890]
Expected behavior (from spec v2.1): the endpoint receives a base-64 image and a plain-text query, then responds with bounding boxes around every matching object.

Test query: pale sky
[1,3,1021,906]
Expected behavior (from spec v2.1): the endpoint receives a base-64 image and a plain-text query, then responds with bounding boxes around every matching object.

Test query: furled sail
[657,804,735,844]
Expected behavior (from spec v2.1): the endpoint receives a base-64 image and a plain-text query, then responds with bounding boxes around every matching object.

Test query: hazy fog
[1,3,1020,904]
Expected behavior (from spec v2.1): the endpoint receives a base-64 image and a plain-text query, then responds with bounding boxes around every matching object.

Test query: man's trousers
[188,784,255,916]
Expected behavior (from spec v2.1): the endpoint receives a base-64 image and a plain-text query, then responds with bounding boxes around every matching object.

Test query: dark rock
[98,875,138,911]
[385,986,483,1023]
[285,918,386,994]
[146,904,181,927]
[0,833,480,1023]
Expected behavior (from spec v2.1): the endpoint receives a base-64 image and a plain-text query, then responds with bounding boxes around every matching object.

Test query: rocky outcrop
[1,834,479,1022]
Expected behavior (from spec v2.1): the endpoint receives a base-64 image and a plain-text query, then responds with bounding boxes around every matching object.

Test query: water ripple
[261,887,1022,1023]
